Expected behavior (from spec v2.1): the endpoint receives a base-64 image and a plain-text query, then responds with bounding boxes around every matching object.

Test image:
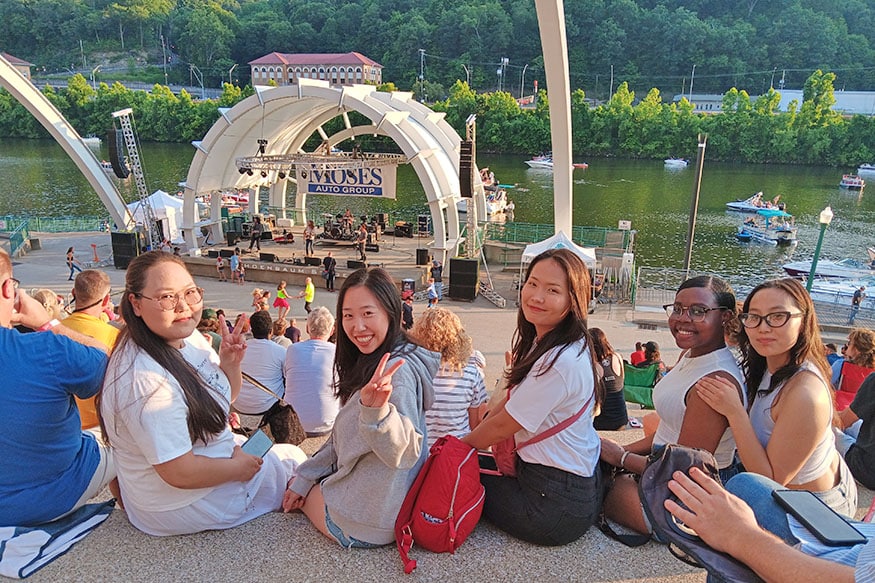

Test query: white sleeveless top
[653,347,746,468]
[749,360,835,485]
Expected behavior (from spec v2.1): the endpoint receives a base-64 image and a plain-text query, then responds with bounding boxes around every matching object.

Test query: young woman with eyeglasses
[696,278,857,517]
[98,252,307,535]
[601,275,746,534]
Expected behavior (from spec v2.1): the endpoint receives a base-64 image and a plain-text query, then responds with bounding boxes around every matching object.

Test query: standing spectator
[284,317,302,343]
[304,220,316,257]
[848,285,866,325]
[629,341,646,365]
[229,248,241,285]
[426,277,438,308]
[591,327,628,431]
[216,255,227,282]
[65,246,83,281]
[322,251,337,292]
[409,307,487,447]
[65,269,121,429]
[235,311,288,422]
[297,277,315,314]
[272,318,292,349]
[401,290,414,330]
[284,307,339,437]
[430,258,443,301]
[248,216,264,252]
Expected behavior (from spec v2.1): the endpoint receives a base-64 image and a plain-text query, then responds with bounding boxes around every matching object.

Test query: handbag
[638,444,763,583]
[488,386,593,478]
[240,372,306,445]
[321,269,329,279]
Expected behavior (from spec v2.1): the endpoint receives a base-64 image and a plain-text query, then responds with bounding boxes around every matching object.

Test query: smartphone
[241,429,273,458]
[772,489,867,546]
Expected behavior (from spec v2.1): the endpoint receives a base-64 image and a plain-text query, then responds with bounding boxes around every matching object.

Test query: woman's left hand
[695,375,744,419]
[218,313,247,367]
[359,352,405,409]
[599,437,625,467]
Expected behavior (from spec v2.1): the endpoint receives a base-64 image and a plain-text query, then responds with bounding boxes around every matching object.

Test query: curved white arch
[0,54,134,229]
[182,80,481,259]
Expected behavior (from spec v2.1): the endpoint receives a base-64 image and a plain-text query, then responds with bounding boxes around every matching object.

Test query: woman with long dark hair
[98,252,306,535]
[283,268,439,548]
[591,327,628,431]
[696,278,857,516]
[601,275,746,534]
[461,248,603,546]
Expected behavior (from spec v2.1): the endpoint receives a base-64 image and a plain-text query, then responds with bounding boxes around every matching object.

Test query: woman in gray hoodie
[283,268,439,547]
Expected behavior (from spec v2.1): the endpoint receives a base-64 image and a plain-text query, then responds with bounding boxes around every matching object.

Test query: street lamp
[461,64,470,87]
[90,65,101,90]
[228,63,238,86]
[519,63,529,99]
[806,206,834,292]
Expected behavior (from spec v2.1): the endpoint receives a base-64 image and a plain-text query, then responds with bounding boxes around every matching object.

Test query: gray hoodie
[289,343,439,545]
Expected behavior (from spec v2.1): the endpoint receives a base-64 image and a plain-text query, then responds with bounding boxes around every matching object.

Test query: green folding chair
[623,362,660,409]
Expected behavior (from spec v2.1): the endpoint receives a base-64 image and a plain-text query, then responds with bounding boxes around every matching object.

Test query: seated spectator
[284,307,339,436]
[635,340,666,376]
[272,318,292,348]
[629,341,645,366]
[197,308,222,353]
[33,288,66,321]
[0,249,117,526]
[591,327,628,431]
[835,371,875,489]
[283,317,301,343]
[830,328,875,395]
[235,311,287,419]
[99,252,306,536]
[409,307,487,447]
[824,342,841,365]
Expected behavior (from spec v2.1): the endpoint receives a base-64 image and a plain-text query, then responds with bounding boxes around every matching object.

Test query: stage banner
[297,164,397,199]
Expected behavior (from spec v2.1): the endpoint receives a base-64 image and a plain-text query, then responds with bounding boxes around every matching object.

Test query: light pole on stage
[806,206,834,292]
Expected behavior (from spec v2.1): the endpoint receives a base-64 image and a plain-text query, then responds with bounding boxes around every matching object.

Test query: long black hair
[333,267,416,405]
[97,252,226,445]
[507,248,602,409]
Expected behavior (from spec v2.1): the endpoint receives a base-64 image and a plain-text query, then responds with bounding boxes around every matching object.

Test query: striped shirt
[790,516,875,580]
[425,363,487,447]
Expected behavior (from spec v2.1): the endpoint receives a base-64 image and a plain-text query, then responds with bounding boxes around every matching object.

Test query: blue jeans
[724,473,797,545]
[324,506,385,549]
[434,281,443,300]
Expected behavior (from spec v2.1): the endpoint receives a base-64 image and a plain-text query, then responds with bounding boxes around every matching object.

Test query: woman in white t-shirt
[98,252,306,536]
[462,248,603,546]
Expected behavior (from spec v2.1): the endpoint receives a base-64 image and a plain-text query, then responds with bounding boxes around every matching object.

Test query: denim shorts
[324,506,385,549]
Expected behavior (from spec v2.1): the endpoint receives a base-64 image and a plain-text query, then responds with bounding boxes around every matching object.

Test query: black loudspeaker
[226,232,240,246]
[375,213,388,228]
[459,140,474,198]
[241,222,252,238]
[416,248,429,266]
[365,243,380,253]
[111,231,141,269]
[207,250,219,258]
[449,258,479,301]
[347,260,366,269]
[219,249,235,258]
[106,128,131,179]
[417,215,430,234]
[260,252,276,262]
[304,256,322,266]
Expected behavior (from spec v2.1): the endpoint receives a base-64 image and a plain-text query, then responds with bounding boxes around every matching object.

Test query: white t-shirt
[101,330,236,513]
[235,338,287,414]
[504,339,600,477]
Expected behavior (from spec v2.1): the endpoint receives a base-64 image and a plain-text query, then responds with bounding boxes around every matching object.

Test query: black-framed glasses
[136,287,204,311]
[738,311,804,329]
[663,303,728,322]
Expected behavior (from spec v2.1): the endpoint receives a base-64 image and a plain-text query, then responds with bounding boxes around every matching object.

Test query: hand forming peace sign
[217,313,248,367]
[359,352,405,409]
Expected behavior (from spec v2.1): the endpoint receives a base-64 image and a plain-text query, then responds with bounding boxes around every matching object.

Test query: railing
[0,217,31,257]
[483,222,632,250]
[0,215,108,233]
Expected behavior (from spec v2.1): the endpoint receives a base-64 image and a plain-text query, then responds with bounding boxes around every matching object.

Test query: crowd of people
[2,242,875,582]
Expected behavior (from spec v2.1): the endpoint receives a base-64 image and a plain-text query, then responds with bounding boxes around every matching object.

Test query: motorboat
[457,187,510,216]
[736,209,797,246]
[525,154,553,169]
[664,158,688,168]
[783,257,875,280]
[808,278,875,310]
[840,174,865,189]
[856,163,875,175]
[726,192,785,213]
[82,135,101,149]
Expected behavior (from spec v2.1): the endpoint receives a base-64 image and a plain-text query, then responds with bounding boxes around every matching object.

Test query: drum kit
[318,213,356,241]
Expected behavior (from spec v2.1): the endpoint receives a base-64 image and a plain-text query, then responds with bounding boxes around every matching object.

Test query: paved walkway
[10,232,872,583]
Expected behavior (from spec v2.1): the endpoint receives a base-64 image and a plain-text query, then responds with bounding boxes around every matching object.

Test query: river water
[1,138,873,287]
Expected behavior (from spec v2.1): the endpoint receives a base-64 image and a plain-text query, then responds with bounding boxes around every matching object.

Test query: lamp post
[806,206,834,292]
[520,63,529,99]
[461,64,470,87]
[90,65,101,90]
[228,63,238,86]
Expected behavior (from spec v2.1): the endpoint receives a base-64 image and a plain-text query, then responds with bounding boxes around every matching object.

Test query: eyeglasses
[136,287,204,311]
[663,303,728,322]
[3,277,20,290]
[738,311,804,329]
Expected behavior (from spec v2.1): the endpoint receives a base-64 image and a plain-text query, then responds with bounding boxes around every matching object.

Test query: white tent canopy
[521,231,597,267]
[126,190,184,243]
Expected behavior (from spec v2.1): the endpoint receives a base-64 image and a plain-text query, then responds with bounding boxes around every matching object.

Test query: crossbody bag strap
[241,371,284,402]
[514,392,594,452]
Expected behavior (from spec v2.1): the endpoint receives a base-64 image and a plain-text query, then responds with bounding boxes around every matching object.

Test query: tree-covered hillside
[2,0,874,99]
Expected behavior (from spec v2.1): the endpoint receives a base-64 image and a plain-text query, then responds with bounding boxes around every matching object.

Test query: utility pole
[689,64,696,102]
[462,64,470,87]
[609,64,614,99]
[80,40,86,68]
[418,48,425,102]
[160,34,168,86]
[500,57,509,92]
[520,63,529,99]
[228,63,238,86]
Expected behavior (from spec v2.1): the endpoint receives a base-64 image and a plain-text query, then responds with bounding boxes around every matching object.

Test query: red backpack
[395,435,485,574]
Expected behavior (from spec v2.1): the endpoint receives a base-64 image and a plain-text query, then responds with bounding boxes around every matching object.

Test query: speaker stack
[260,252,276,262]
[459,140,474,198]
[207,250,219,258]
[219,249,235,258]
[106,128,131,179]
[304,256,322,266]
[365,243,380,253]
[415,248,430,266]
[226,232,240,246]
[417,215,430,235]
[111,231,142,269]
[449,258,479,301]
[375,213,388,229]
[347,260,366,270]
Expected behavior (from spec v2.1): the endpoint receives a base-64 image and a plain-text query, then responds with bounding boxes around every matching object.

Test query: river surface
[1,138,873,286]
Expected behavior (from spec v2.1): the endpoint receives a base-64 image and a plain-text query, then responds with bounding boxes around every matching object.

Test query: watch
[36,319,61,332]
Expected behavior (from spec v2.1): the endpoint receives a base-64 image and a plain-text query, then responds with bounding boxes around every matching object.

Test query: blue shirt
[0,328,108,525]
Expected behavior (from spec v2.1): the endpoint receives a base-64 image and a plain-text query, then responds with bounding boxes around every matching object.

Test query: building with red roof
[1,52,33,81]
[248,52,382,86]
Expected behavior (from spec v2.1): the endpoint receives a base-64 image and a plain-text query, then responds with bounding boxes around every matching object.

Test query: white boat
[736,209,797,246]
[664,158,688,168]
[783,257,875,280]
[457,188,510,216]
[82,135,101,149]
[869,247,875,264]
[726,192,786,213]
[525,154,553,169]
[808,278,875,310]
[840,174,865,189]
[856,163,875,175]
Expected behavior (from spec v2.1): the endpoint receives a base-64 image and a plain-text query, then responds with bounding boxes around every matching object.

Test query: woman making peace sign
[283,268,439,548]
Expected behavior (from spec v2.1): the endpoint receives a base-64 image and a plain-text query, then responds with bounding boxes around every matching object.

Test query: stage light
[246,169,253,176]
[260,170,268,178]
[277,171,286,179]
[238,167,247,174]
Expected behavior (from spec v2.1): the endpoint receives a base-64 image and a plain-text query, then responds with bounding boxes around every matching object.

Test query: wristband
[36,319,61,332]
[619,450,631,470]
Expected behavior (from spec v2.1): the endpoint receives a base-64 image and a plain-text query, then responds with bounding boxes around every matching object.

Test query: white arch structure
[181,80,489,259]
[0,54,134,229]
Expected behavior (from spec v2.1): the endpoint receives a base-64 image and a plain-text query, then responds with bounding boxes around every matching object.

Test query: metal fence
[483,222,632,250]
[0,215,107,234]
